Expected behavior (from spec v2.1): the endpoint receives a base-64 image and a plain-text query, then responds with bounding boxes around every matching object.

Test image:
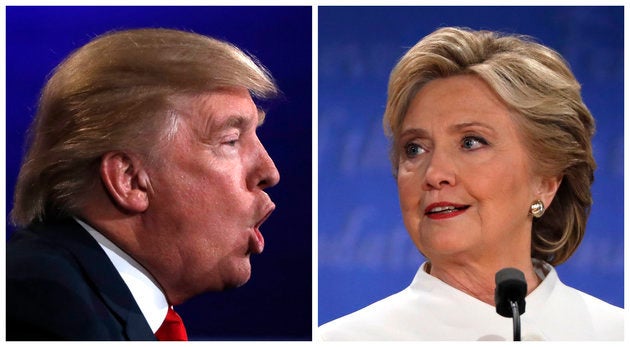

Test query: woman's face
[397,75,555,266]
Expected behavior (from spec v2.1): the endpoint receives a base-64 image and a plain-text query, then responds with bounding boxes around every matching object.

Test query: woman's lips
[424,202,470,220]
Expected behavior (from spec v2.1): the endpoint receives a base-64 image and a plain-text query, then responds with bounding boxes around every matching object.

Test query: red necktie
[155,306,188,341]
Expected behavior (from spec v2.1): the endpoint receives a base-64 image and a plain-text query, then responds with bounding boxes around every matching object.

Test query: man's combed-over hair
[383,27,596,265]
[11,28,278,227]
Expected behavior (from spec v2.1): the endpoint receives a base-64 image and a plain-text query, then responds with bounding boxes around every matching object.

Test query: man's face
[140,87,279,302]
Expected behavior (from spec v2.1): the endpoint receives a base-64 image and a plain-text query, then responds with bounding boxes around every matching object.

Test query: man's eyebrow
[218,113,255,129]
[203,109,265,135]
[224,114,248,129]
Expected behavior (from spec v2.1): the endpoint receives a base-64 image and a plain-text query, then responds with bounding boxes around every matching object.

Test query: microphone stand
[494,268,527,342]
[510,300,521,341]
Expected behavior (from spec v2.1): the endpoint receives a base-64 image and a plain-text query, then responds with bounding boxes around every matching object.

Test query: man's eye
[404,142,425,158]
[222,134,240,147]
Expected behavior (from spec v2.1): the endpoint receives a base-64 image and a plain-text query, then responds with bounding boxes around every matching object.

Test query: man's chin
[221,275,251,291]
[218,262,252,290]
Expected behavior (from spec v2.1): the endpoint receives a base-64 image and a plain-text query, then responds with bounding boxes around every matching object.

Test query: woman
[317,27,623,340]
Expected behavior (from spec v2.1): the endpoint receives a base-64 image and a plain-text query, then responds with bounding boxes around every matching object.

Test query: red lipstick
[424,202,469,220]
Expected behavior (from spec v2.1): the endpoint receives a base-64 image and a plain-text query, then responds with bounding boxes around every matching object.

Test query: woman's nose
[422,149,456,190]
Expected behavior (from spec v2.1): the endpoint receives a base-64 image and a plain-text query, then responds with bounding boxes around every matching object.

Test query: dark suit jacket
[6,218,156,340]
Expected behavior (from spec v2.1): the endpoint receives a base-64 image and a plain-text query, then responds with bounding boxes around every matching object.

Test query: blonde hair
[11,28,278,227]
[383,27,595,265]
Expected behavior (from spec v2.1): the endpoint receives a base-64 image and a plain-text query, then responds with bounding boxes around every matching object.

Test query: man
[6,28,280,340]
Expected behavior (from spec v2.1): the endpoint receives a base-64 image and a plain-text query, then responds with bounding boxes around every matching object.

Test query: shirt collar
[74,217,168,333]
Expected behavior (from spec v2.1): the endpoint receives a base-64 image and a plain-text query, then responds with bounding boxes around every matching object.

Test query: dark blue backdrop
[319,6,624,325]
[5,6,312,340]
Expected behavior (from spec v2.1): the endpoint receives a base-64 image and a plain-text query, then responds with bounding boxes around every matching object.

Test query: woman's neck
[425,258,542,306]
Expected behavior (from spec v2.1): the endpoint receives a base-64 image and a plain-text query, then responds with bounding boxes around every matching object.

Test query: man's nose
[251,138,280,190]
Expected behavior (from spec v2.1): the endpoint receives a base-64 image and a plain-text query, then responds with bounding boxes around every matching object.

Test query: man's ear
[100,152,150,213]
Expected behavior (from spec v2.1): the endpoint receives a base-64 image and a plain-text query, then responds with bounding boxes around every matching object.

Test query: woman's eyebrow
[398,121,497,139]
[399,127,430,139]
[450,121,496,134]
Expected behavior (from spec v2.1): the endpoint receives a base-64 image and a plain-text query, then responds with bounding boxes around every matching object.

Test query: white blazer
[317,260,624,341]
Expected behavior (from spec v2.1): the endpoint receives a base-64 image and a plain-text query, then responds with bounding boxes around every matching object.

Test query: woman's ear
[536,175,563,208]
[100,151,150,213]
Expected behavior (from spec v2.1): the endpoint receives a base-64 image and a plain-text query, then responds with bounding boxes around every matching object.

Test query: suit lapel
[33,219,156,340]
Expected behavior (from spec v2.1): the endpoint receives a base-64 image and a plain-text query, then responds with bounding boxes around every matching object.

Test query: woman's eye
[404,142,425,158]
[461,136,487,150]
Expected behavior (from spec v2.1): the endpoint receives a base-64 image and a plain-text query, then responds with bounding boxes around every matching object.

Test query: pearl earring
[530,200,545,218]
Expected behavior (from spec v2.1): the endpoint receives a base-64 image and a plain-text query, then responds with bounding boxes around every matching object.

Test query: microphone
[494,268,527,341]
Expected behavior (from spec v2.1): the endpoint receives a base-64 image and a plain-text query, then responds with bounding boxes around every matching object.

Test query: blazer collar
[31,218,156,340]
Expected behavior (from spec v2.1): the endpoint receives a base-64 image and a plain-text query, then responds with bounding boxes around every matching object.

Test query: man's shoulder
[7,220,101,300]
[6,218,124,318]
[5,219,152,340]
[9,218,84,243]
[8,219,88,272]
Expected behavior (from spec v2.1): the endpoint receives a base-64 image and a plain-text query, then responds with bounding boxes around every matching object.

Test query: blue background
[318,6,624,325]
[5,6,312,340]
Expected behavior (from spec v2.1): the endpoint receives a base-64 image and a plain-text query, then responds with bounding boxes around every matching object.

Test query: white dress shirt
[318,260,624,341]
[75,218,168,333]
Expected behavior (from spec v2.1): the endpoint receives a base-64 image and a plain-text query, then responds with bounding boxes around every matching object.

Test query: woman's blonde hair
[383,27,595,265]
[11,28,277,227]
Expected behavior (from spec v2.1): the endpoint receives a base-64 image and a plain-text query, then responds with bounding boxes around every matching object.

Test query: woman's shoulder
[565,284,624,321]
[317,286,413,341]
[543,263,624,317]
[316,262,487,341]
[566,285,624,339]
[542,266,624,340]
